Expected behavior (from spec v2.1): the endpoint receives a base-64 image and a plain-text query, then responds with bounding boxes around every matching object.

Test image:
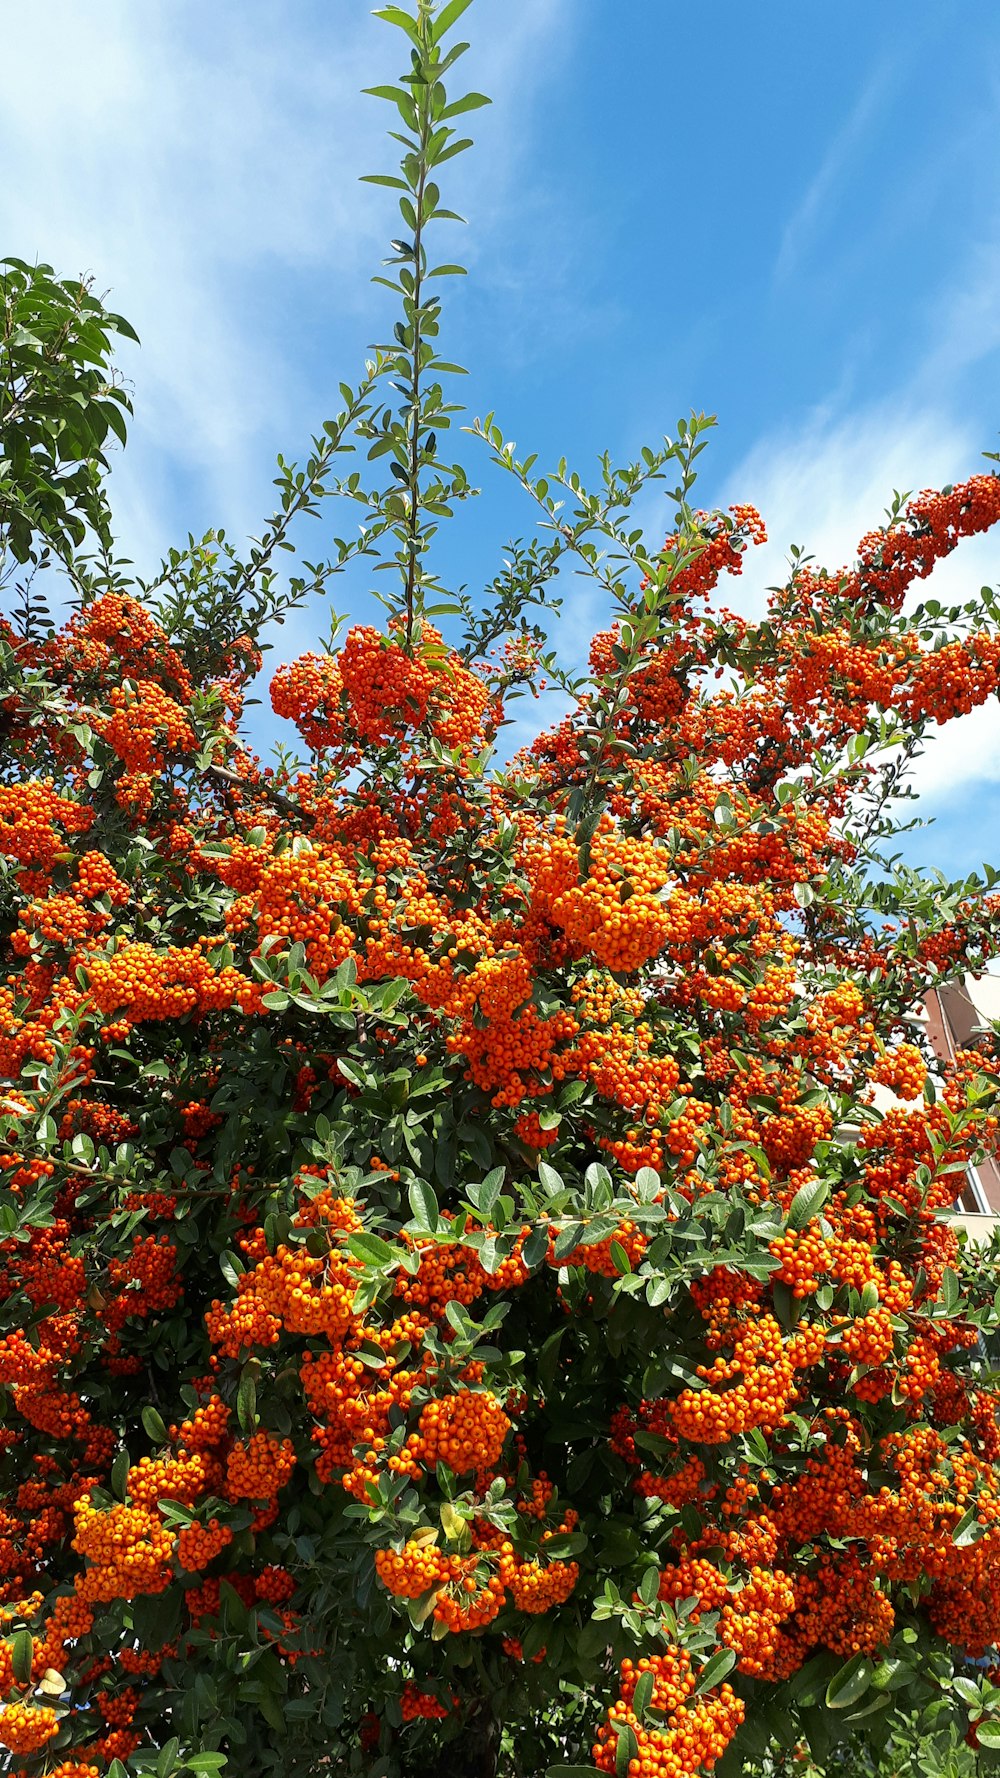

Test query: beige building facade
[922,974,1000,1238]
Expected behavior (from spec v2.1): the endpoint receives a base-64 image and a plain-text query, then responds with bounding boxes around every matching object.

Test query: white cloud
[2,4,376,559]
[775,63,897,285]
[7,0,998,830]
[0,0,569,574]
[736,16,1000,817]
[918,237,1000,392]
[717,401,1000,806]
[719,402,995,615]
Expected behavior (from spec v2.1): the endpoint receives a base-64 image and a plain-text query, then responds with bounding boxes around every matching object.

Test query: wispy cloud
[719,402,993,614]
[718,401,1000,808]
[6,0,997,827]
[0,0,569,575]
[1,3,386,566]
[775,61,897,285]
[917,237,1000,396]
[725,15,1000,822]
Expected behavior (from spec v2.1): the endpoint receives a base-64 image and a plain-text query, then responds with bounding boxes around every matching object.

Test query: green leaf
[440,1500,467,1543]
[953,1505,986,1546]
[218,1579,250,1633]
[840,1692,891,1725]
[347,1231,396,1268]
[372,8,423,45]
[786,1175,830,1230]
[360,174,410,189]
[142,1404,168,1444]
[825,1652,875,1709]
[111,1449,130,1500]
[632,1669,654,1721]
[615,1721,638,1777]
[364,83,413,108]
[157,1736,181,1778]
[440,89,491,116]
[940,1266,961,1314]
[408,1179,440,1230]
[695,1647,737,1693]
[771,1277,802,1330]
[634,1166,661,1200]
[237,1365,259,1432]
[10,1627,33,1684]
[554,1222,584,1261]
[637,1565,660,1606]
[433,0,475,35]
[977,1722,1000,1749]
[539,1531,587,1558]
[259,1692,286,1732]
[475,1167,506,1215]
[522,1228,548,1269]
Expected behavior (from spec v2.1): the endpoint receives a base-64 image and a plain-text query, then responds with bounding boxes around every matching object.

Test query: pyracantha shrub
[3,5,1000,1777]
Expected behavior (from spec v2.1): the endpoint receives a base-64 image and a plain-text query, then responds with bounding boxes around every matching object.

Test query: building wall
[922,977,1000,1215]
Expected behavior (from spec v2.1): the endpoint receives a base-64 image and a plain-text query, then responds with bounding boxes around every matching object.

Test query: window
[956,1167,992,1214]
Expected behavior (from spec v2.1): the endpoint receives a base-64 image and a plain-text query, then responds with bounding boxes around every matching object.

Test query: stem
[405,143,427,647]
[449,1701,500,1778]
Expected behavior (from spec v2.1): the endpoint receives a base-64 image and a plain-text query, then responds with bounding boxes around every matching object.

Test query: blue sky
[3,0,1000,877]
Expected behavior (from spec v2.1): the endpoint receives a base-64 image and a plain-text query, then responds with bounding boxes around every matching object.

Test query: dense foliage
[3,4,1000,1775]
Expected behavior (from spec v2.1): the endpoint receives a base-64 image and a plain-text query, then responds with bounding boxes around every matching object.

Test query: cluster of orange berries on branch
[225,1432,296,1501]
[206,1199,361,1356]
[409,1390,511,1474]
[431,1563,507,1632]
[870,1041,928,1101]
[392,1229,487,1314]
[657,1557,730,1619]
[176,1518,234,1571]
[172,1393,231,1451]
[653,503,767,603]
[0,1701,60,1754]
[72,1499,175,1602]
[839,1305,895,1369]
[85,941,251,1030]
[502,1554,579,1613]
[528,825,673,974]
[719,1568,798,1678]
[270,651,348,753]
[375,1539,450,1601]
[593,1647,745,1778]
[127,1451,215,1510]
[400,1681,455,1720]
[670,1312,825,1444]
[513,1108,559,1149]
[270,621,499,761]
[852,474,1000,611]
[0,781,93,871]
[3,449,1000,1778]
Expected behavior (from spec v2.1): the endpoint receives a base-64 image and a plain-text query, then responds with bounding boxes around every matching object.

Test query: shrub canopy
[3,4,1000,1775]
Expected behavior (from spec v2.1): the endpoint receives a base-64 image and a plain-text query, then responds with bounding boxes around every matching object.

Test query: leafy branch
[360,0,489,644]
